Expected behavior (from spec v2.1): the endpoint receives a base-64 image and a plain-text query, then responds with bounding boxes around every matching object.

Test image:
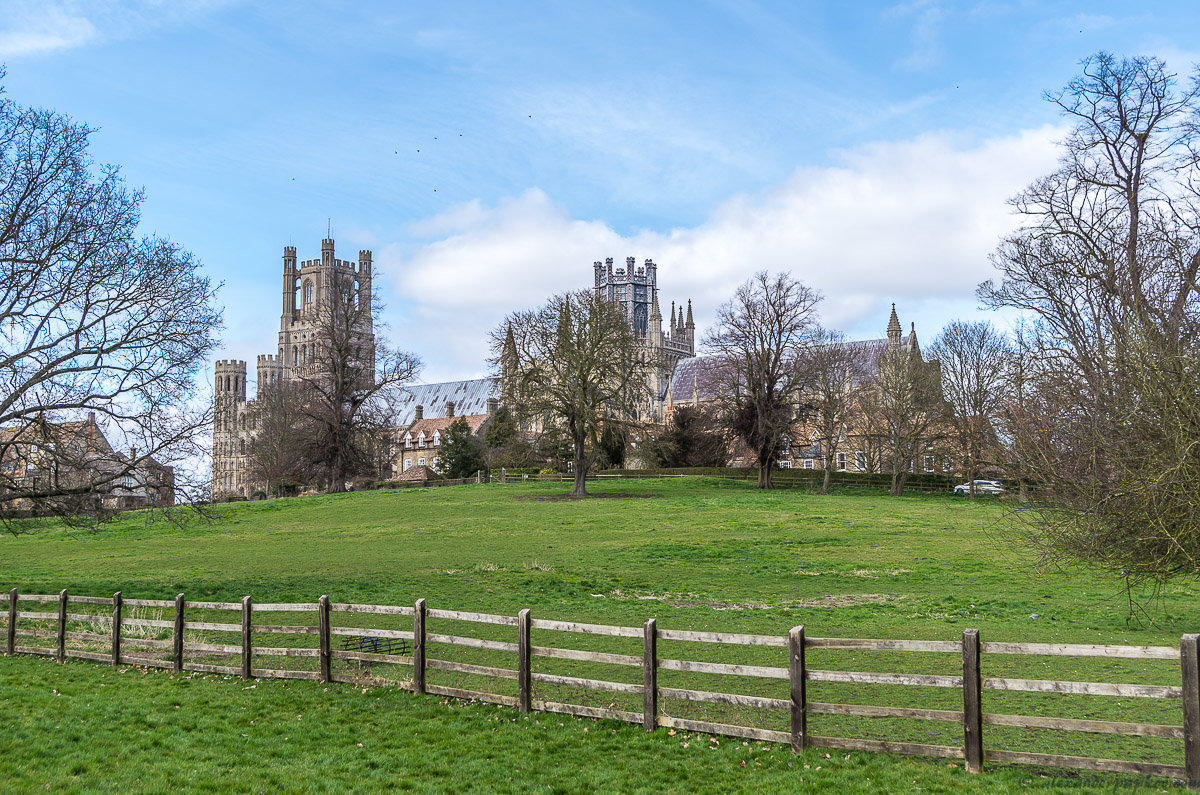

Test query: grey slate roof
[666,336,899,403]
[394,377,498,425]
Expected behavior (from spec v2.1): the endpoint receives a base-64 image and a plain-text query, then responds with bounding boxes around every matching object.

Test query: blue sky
[4,1,1200,387]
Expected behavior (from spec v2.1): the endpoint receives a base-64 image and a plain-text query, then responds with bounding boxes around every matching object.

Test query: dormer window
[432,430,441,446]
[405,434,412,449]
[417,431,426,448]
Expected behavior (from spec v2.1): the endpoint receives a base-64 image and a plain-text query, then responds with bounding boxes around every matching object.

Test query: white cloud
[0,6,96,56]
[885,0,946,71]
[383,125,1063,382]
[0,1,234,58]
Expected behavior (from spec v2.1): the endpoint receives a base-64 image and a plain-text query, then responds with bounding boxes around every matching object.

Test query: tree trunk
[757,460,772,489]
[571,447,588,497]
[890,460,906,497]
[821,465,832,495]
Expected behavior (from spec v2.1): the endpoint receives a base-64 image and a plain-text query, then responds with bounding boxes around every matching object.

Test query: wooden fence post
[1182,634,1200,789]
[962,628,983,774]
[6,588,16,656]
[790,626,806,753]
[173,594,185,672]
[241,595,252,679]
[57,589,67,663]
[414,598,426,695]
[643,618,657,731]
[518,608,531,713]
[318,595,331,684]
[110,592,122,666]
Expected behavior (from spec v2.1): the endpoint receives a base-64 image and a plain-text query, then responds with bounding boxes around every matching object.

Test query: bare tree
[245,380,316,496]
[292,274,420,492]
[704,272,821,489]
[802,328,872,494]
[0,70,221,528]
[492,290,653,497]
[927,321,1011,499]
[875,342,944,496]
[979,53,1200,586]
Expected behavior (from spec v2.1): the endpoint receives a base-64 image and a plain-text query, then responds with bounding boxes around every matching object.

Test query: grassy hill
[2,478,1196,791]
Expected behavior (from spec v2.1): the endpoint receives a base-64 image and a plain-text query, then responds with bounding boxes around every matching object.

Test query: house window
[804,458,814,469]
[836,452,847,471]
[418,457,425,466]
[404,459,412,470]
[781,438,791,455]
[923,455,935,472]
[855,451,866,472]
[405,435,412,449]
[432,431,440,447]
[121,474,134,489]
[778,460,792,469]
[432,457,439,469]
[943,456,953,473]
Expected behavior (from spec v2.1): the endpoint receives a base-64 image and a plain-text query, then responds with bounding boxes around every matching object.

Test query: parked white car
[954,480,1004,495]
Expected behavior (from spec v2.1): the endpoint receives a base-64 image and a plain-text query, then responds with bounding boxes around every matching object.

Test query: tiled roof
[667,337,898,403]
[404,414,489,438]
[395,378,497,425]
[398,464,437,481]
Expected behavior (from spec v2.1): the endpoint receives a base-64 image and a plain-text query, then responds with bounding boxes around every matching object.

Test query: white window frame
[855,450,866,472]
[836,452,847,471]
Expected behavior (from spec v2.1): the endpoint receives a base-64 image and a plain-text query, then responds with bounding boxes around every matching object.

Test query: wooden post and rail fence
[3,587,1197,786]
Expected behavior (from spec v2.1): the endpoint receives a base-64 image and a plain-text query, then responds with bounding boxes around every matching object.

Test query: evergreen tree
[438,417,485,478]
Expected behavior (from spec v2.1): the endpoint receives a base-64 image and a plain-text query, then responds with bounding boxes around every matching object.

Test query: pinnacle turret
[887,303,902,345]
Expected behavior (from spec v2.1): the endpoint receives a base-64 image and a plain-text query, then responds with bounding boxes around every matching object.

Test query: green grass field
[2,478,1196,792]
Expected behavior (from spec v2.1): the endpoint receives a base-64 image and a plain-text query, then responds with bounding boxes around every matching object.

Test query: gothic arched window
[303,280,314,306]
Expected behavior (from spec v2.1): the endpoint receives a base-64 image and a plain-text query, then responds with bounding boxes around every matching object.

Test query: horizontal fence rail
[2,588,1197,787]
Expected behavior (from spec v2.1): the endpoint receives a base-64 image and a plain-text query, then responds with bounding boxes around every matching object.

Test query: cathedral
[212,243,695,498]
[212,237,375,498]
[593,256,696,419]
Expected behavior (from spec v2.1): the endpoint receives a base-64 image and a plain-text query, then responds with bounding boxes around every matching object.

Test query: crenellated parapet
[256,354,283,392]
[214,360,248,402]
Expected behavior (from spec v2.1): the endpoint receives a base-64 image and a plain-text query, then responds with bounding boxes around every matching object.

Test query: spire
[501,322,518,405]
[670,302,676,334]
[650,288,661,320]
[685,299,694,330]
[887,303,901,345]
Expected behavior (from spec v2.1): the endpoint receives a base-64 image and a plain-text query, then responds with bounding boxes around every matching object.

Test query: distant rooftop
[395,377,497,425]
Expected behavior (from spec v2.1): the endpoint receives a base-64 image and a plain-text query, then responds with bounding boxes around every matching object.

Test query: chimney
[415,404,423,421]
[486,397,499,415]
[446,401,455,418]
[87,412,96,446]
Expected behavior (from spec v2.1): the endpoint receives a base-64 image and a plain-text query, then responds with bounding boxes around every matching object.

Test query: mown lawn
[1,477,1196,791]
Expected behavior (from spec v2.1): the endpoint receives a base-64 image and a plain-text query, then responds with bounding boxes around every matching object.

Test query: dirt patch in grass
[794,594,892,608]
[515,493,663,502]
[664,600,773,610]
